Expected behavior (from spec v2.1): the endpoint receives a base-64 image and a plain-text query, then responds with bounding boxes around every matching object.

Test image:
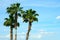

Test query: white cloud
[30,34,42,39]
[6,34,10,38]
[21,0,60,7]
[3,29,9,32]
[56,16,60,19]
[0,29,54,40]
[0,34,9,38]
[23,4,60,7]
[39,29,54,35]
[0,32,26,38]
[20,0,28,2]
[17,32,25,35]
[29,29,54,39]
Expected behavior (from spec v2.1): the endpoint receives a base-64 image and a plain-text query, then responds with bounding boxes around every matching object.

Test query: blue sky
[0,0,60,40]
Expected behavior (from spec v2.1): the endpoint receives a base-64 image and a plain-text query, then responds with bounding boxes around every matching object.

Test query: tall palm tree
[7,3,23,40]
[22,9,39,40]
[4,14,14,40]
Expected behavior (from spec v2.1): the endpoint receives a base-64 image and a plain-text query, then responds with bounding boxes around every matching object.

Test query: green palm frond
[5,18,9,20]
[32,10,36,14]
[33,17,38,22]
[23,19,28,23]
[34,14,39,16]
[17,22,20,27]
[4,20,11,26]
[22,9,39,23]
[22,14,27,18]
[18,13,21,17]
[19,7,23,11]
[20,10,25,14]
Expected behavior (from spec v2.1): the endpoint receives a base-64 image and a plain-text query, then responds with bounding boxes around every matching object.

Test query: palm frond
[18,13,21,17]
[33,17,38,22]
[5,18,8,20]
[23,19,28,23]
[17,22,20,27]
[34,14,39,16]
[4,20,11,26]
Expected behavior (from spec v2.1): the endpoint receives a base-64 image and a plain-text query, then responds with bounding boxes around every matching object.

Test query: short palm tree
[22,9,39,40]
[7,3,23,40]
[4,14,14,40]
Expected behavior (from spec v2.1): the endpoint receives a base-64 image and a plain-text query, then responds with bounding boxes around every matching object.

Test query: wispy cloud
[39,29,54,35]
[0,0,60,9]
[56,16,60,19]
[0,29,54,39]
[21,0,60,7]
[29,29,54,39]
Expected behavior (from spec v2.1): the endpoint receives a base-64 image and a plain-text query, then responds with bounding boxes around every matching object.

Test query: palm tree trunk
[10,26,13,40]
[26,22,32,40]
[14,13,17,40]
[15,27,17,40]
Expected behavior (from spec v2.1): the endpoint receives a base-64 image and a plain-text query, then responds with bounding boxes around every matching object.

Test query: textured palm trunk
[10,26,13,40]
[26,22,32,40]
[15,26,17,40]
[14,13,17,40]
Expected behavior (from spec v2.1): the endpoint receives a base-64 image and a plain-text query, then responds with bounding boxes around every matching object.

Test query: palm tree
[22,9,39,40]
[4,14,14,40]
[7,3,23,40]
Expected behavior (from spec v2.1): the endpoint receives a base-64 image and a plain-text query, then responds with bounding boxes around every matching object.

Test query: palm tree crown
[23,9,39,23]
